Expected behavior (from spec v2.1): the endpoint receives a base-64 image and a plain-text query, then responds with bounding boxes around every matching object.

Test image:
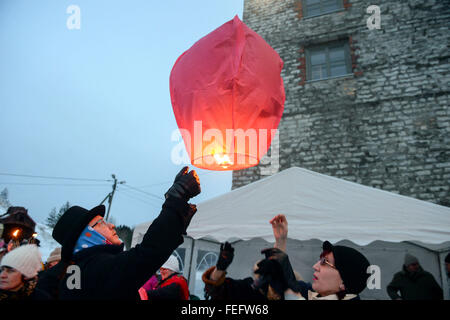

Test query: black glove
[252,259,271,294]
[216,242,234,271]
[179,204,197,235]
[261,248,301,292]
[165,166,201,201]
[254,258,286,298]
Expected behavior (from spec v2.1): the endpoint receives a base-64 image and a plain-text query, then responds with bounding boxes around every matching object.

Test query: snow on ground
[35,223,60,262]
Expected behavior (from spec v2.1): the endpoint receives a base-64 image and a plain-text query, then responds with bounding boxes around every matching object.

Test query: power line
[137,180,173,188]
[117,186,162,204]
[137,170,217,188]
[121,184,164,201]
[0,172,113,182]
[0,182,111,187]
[116,188,161,208]
[117,188,161,206]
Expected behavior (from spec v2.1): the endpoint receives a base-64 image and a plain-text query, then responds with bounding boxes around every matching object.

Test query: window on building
[306,41,351,81]
[303,0,343,18]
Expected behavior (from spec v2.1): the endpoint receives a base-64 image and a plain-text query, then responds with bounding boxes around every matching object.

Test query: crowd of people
[0,166,448,301]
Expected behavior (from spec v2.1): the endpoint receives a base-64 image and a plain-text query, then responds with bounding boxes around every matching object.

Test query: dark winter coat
[0,278,51,301]
[0,287,51,301]
[296,280,313,299]
[387,266,443,300]
[202,266,267,301]
[54,197,190,300]
[36,262,66,299]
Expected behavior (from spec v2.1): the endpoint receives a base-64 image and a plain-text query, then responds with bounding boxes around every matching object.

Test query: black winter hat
[52,205,105,261]
[322,241,370,295]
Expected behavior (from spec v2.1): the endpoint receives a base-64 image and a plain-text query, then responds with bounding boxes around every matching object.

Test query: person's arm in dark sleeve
[386,274,402,300]
[429,274,443,300]
[112,197,193,292]
[202,266,263,300]
[35,261,66,300]
[146,283,182,300]
[100,167,201,298]
[296,280,313,299]
[202,266,227,300]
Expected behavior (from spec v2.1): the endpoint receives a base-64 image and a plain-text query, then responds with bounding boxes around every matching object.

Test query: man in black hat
[37,166,200,300]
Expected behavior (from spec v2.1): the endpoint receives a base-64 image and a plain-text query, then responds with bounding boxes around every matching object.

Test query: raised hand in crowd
[165,166,201,235]
[216,242,235,271]
[165,166,201,201]
[270,214,288,252]
[209,241,234,282]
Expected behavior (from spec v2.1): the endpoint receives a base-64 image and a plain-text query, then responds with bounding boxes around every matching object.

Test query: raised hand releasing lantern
[170,15,285,171]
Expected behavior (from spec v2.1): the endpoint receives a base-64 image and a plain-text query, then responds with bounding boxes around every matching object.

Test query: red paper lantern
[170,15,285,171]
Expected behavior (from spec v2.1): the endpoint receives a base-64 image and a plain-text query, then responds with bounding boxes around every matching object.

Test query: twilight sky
[0,0,244,228]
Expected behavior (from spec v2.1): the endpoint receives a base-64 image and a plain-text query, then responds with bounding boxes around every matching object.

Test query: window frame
[303,0,344,19]
[305,40,352,81]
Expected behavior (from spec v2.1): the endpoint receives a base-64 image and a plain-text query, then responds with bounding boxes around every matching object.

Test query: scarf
[73,225,112,254]
[308,290,357,300]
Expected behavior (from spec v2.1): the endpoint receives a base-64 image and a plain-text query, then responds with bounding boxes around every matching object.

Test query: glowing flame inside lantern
[213,153,233,169]
[32,233,38,238]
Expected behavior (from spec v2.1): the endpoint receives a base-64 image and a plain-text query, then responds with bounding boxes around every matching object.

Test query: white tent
[132,167,450,299]
[187,167,450,244]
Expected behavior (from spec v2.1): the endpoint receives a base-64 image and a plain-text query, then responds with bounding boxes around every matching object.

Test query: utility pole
[99,192,110,206]
[102,174,125,222]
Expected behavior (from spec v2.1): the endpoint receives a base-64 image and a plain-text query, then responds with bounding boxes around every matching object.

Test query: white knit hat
[161,255,180,273]
[1,244,42,278]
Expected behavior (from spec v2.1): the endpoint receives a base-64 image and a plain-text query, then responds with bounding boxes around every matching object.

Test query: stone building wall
[232,0,450,206]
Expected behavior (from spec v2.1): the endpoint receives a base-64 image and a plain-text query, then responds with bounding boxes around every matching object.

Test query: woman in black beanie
[271,240,371,300]
[307,241,370,300]
[270,215,371,300]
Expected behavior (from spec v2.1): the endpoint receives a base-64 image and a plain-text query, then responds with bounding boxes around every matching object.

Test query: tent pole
[438,252,449,300]
[187,238,195,293]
